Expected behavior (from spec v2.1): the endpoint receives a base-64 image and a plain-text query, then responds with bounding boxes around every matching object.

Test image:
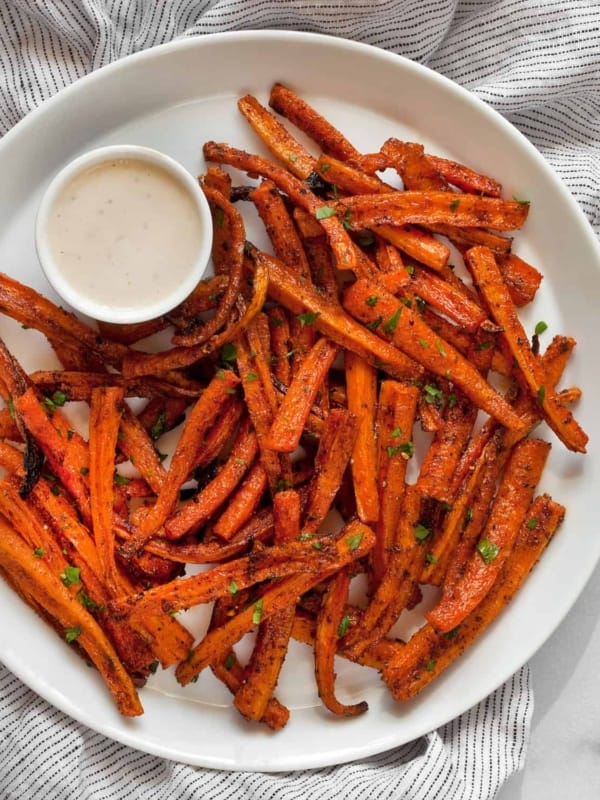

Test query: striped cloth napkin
[1,2,599,798]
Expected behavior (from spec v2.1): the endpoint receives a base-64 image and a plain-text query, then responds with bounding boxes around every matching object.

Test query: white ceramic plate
[0,31,598,772]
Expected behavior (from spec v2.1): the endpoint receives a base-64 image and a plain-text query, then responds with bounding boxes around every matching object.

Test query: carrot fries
[0,82,586,729]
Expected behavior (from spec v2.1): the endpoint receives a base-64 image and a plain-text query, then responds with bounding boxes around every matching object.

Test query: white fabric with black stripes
[1,1,598,798]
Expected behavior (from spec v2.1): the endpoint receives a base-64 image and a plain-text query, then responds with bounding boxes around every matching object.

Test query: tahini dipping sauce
[46,158,203,311]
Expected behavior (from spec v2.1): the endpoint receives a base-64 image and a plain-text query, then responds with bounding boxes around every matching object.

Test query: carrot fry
[337,191,529,232]
[427,437,551,633]
[269,83,363,166]
[302,408,359,534]
[404,266,488,332]
[315,154,391,195]
[212,461,268,540]
[314,568,368,716]
[89,387,125,598]
[372,381,419,583]
[465,246,587,452]
[426,154,503,197]
[268,306,292,386]
[265,337,339,453]
[345,352,379,523]
[496,252,543,307]
[372,224,450,272]
[343,279,525,431]
[118,405,167,495]
[238,94,317,179]
[384,494,564,700]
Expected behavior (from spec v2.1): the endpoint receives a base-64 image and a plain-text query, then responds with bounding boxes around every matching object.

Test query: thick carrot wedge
[345,352,379,523]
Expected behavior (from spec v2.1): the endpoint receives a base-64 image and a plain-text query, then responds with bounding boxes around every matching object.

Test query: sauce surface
[47,158,202,310]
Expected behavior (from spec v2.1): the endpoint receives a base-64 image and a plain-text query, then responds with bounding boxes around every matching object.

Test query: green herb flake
[79,466,89,475]
[475,339,493,351]
[390,427,403,438]
[60,565,81,587]
[526,517,538,529]
[315,205,337,220]
[50,485,60,496]
[252,599,264,625]
[513,196,530,206]
[114,473,131,487]
[418,338,430,349]
[365,295,379,307]
[228,580,238,596]
[52,390,68,407]
[150,409,167,441]
[296,311,321,327]
[149,659,160,674]
[246,371,259,382]
[414,523,431,543]
[6,396,15,420]
[337,615,351,638]
[415,296,427,314]
[366,316,383,332]
[275,478,292,493]
[477,537,500,564]
[449,198,460,212]
[405,265,415,276]
[383,309,401,336]
[346,532,364,552]
[288,153,298,162]
[537,385,546,405]
[312,541,323,551]
[215,206,225,227]
[320,163,331,173]
[78,591,105,612]
[465,508,474,524]
[534,320,548,336]
[426,658,437,671]
[64,625,82,643]
[33,547,45,558]
[444,626,460,640]
[224,653,236,671]
[221,342,237,364]
[425,552,438,565]
[435,339,447,357]
[386,441,415,459]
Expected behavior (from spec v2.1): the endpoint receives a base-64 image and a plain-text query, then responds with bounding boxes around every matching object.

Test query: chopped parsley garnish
[414,524,431,542]
[346,532,364,552]
[33,547,45,558]
[366,316,383,331]
[228,580,238,596]
[150,409,167,441]
[386,441,414,458]
[114,474,131,487]
[425,552,438,565]
[537,385,546,405]
[296,311,321,327]
[449,198,460,212]
[337,615,351,638]
[221,342,237,364]
[365,295,379,307]
[534,320,548,336]
[418,338,430,349]
[246,371,258,382]
[224,653,236,670]
[315,205,337,220]
[252,599,264,625]
[60,565,81,587]
[477,537,500,564]
[64,625,82,643]
[383,309,402,335]
[425,659,437,671]
[435,339,447,357]
[215,206,225,227]
[526,518,538,529]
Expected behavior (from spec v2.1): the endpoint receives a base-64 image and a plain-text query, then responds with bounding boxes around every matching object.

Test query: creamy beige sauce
[47,158,202,310]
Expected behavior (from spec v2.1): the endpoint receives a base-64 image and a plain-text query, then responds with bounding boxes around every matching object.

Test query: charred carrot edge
[239,94,317,179]
[245,246,423,381]
[174,521,375,685]
[264,337,339,453]
[164,417,258,540]
[0,516,143,716]
[121,369,240,557]
[496,252,543,307]
[302,408,359,534]
[314,568,368,717]
[427,438,551,633]
[465,246,587,453]
[269,83,363,166]
[345,352,379,523]
[371,381,419,583]
[383,494,564,700]
[342,278,525,431]
[315,153,391,195]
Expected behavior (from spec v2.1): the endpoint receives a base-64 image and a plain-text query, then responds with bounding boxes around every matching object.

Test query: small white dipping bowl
[35,144,213,324]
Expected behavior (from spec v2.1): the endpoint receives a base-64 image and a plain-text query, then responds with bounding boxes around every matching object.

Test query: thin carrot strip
[212,461,268,540]
[345,352,379,523]
[265,337,339,453]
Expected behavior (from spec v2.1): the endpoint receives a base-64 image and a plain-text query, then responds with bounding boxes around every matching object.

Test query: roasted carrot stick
[465,246,587,453]
[345,352,379,523]
[427,437,551,633]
